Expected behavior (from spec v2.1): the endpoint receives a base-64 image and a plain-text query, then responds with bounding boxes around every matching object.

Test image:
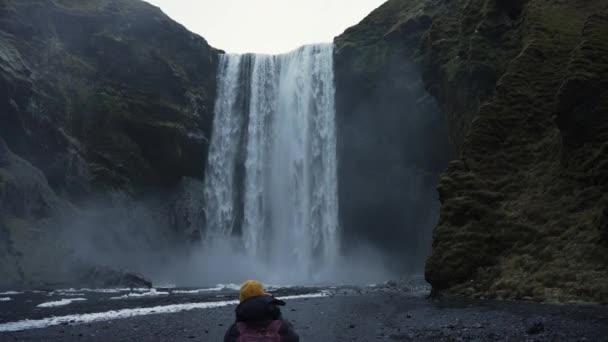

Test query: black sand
[1,284,606,341]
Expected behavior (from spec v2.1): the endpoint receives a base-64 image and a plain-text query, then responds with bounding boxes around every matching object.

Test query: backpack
[236,320,282,342]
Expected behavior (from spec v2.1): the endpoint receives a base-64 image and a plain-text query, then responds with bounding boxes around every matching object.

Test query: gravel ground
[1,283,606,341]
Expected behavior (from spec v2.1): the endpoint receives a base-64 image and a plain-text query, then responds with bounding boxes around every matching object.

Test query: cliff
[0,0,219,288]
[1,0,219,195]
[336,0,608,302]
[334,1,452,272]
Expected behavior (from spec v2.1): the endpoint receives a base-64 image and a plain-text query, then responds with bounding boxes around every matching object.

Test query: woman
[224,280,299,342]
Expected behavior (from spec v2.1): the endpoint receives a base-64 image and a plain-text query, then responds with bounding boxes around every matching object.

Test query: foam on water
[110,289,169,300]
[37,298,87,308]
[49,288,150,295]
[0,291,22,296]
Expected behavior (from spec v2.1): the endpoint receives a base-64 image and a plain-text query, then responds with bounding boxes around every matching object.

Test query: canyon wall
[0,0,219,288]
[337,0,608,302]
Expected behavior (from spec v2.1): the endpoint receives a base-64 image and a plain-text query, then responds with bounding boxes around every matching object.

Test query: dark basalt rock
[338,0,608,303]
[423,1,608,303]
[0,135,75,289]
[525,320,545,335]
[77,265,152,289]
[0,0,220,288]
[0,0,220,198]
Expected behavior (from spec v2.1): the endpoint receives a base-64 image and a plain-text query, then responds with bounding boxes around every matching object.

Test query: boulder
[77,265,152,289]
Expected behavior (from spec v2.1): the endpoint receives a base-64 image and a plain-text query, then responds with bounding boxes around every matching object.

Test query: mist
[47,182,395,288]
[334,38,453,275]
[154,238,394,287]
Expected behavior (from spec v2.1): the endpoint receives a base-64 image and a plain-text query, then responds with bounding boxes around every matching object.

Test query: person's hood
[235,295,286,322]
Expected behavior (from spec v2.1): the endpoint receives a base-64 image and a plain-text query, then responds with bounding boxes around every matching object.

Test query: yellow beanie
[239,280,266,303]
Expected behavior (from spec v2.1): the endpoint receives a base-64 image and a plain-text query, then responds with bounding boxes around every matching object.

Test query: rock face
[0,136,74,288]
[334,1,452,272]
[0,0,219,196]
[339,0,608,302]
[0,0,220,288]
[424,0,608,303]
[76,265,152,289]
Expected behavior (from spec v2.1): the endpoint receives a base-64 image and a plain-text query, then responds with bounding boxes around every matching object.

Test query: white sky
[144,0,387,54]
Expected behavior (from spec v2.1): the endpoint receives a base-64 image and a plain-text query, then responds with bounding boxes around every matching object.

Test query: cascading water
[203,44,339,282]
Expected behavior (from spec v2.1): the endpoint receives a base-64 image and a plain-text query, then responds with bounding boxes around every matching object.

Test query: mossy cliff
[0,0,219,288]
[336,0,608,302]
[1,0,219,196]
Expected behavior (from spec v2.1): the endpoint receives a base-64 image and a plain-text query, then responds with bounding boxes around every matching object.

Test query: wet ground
[0,280,606,341]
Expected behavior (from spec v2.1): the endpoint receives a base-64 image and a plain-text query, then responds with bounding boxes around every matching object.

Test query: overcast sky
[144,0,387,54]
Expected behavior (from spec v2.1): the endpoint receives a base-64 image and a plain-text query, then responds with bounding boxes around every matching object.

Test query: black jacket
[223,295,299,342]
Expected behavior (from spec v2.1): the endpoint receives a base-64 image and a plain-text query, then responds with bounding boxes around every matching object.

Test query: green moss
[3,218,34,254]
[0,168,14,184]
[61,53,96,75]
[398,0,608,303]
[4,218,28,232]
[445,58,462,82]
[91,90,129,120]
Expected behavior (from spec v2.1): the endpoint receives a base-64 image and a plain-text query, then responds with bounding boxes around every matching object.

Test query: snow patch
[50,288,150,295]
[169,284,293,294]
[0,293,329,332]
[215,283,241,291]
[36,298,87,308]
[0,297,12,302]
[110,289,169,300]
[172,286,225,294]
[171,284,242,294]
[0,291,22,295]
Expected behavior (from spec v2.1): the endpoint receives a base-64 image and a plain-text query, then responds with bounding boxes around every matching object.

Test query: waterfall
[203,44,339,280]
